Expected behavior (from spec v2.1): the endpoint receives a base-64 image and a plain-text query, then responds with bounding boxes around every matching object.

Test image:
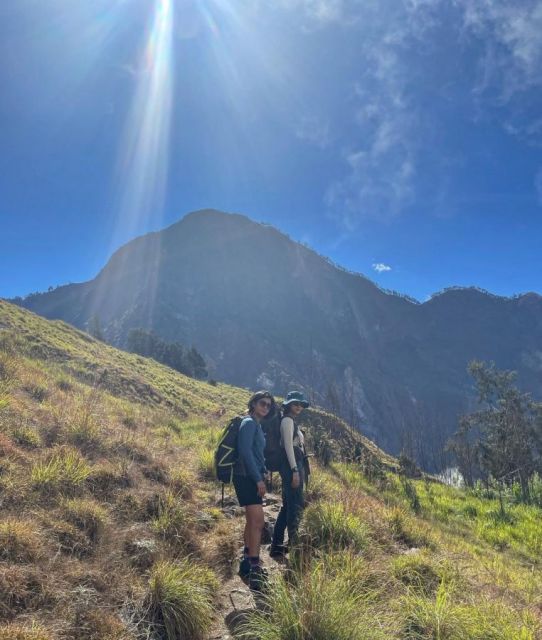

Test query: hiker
[234,390,274,590]
[269,390,310,558]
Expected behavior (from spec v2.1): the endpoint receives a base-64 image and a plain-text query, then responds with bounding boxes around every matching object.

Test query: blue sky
[1,0,542,301]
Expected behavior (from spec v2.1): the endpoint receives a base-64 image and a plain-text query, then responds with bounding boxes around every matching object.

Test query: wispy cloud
[373,262,392,273]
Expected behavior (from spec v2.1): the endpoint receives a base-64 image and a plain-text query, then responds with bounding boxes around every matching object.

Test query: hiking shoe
[248,564,268,592]
[237,557,250,584]
[269,543,287,558]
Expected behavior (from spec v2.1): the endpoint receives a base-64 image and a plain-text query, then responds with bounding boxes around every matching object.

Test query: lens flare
[114,0,174,240]
[92,0,174,322]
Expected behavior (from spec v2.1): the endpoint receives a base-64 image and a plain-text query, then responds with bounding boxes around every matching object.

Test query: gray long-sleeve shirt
[237,416,267,483]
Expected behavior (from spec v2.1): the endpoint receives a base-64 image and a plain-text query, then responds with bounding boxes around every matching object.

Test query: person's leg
[245,504,265,558]
[271,472,288,548]
[286,468,305,545]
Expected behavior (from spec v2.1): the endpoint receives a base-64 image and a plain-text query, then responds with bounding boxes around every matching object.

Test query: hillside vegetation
[0,300,540,639]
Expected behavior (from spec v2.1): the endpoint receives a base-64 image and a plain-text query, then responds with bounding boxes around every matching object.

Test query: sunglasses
[257,399,272,408]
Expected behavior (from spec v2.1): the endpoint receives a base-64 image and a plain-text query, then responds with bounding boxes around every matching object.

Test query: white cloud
[373,263,392,273]
[535,167,542,205]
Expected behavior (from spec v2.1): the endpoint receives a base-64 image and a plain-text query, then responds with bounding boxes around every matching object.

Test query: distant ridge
[13,209,542,469]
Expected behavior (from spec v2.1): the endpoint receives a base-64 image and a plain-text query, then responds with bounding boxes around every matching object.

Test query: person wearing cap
[269,390,310,558]
[234,390,274,591]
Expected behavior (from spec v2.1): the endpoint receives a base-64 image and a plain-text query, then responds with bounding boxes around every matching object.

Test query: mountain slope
[14,209,542,468]
[0,300,540,639]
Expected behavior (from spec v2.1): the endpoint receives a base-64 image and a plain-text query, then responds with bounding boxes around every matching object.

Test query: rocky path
[208,493,284,640]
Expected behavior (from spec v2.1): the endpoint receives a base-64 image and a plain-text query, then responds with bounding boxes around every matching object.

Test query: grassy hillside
[0,300,540,639]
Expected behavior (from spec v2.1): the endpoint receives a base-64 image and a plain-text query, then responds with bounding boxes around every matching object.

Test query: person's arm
[281,417,298,470]
[238,418,263,483]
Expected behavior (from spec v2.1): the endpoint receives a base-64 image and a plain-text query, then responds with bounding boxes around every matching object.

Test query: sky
[1,0,542,302]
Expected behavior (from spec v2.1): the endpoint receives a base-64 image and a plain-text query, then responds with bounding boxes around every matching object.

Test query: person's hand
[257,480,267,498]
[291,472,300,489]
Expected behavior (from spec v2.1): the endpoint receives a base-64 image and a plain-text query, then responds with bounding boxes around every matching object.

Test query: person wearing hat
[269,390,310,558]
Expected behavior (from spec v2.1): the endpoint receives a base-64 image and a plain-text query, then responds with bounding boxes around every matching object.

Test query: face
[289,402,304,416]
[253,397,272,419]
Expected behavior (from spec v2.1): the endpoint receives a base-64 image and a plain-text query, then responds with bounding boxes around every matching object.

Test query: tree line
[86,316,208,380]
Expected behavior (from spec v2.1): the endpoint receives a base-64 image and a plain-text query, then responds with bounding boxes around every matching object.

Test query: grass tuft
[0,623,52,640]
[237,556,390,640]
[0,519,42,563]
[31,446,91,496]
[62,498,107,544]
[146,559,218,640]
[303,501,369,552]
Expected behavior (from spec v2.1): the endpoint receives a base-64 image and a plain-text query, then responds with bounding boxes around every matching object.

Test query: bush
[303,501,369,552]
[145,559,218,640]
[0,520,42,563]
[31,446,91,496]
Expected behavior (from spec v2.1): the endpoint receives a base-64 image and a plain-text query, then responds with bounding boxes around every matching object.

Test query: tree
[126,329,207,380]
[450,361,542,501]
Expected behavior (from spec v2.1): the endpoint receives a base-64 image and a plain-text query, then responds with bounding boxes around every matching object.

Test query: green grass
[146,559,218,640]
[236,554,391,640]
[31,446,91,496]
[303,501,370,552]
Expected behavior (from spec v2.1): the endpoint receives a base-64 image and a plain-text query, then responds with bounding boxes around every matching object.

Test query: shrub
[31,446,91,496]
[145,559,218,640]
[0,520,42,563]
[303,501,369,552]
[62,498,107,544]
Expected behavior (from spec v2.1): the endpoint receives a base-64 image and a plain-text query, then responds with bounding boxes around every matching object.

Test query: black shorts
[233,475,262,507]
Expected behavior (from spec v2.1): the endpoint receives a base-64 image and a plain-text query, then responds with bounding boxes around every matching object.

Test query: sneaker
[248,563,268,592]
[269,543,287,558]
[237,557,250,584]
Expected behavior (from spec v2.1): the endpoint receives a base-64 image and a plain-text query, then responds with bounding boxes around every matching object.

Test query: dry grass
[0,519,43,563]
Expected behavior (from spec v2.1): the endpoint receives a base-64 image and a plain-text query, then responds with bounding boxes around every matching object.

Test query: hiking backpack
[214,416,243,484]
[261,407,300,472]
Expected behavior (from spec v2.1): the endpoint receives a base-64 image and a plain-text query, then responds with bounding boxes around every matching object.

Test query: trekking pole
[221,483,225,508]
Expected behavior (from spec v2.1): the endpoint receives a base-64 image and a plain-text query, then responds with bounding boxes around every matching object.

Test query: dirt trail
[209,493,284,640]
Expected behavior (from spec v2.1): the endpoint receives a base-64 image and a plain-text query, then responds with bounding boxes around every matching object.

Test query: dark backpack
[261,408,299,472]
[214,416,243,483]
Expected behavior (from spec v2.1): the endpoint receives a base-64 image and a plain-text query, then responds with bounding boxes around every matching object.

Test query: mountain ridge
[11,209,542,468]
